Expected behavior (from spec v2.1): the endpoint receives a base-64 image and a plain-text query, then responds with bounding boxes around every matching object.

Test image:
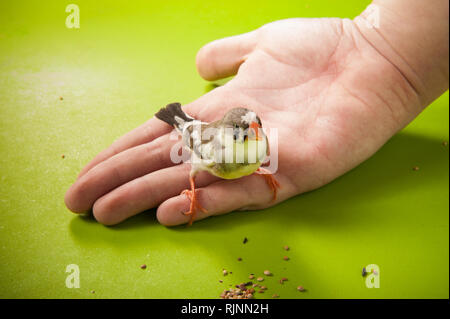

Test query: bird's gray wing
[184,121,224,161]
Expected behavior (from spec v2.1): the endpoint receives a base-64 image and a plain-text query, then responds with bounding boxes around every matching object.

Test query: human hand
[65,3,448,226]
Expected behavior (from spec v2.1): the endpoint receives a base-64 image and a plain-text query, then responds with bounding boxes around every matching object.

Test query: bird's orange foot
[255,167,281,202]
[181,189,208,226]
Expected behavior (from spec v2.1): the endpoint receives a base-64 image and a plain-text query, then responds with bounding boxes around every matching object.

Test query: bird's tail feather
[154,102,193,130]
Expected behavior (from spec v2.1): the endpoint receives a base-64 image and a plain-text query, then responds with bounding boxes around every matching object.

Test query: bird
[155,102,280,226]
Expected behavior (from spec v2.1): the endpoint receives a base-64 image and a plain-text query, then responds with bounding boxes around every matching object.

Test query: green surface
[0,0,448,299]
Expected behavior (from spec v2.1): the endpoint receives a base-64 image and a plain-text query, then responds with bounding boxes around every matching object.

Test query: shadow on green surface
[204,76,234,93]
[69,130,448,242]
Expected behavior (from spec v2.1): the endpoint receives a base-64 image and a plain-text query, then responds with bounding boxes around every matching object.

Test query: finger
[156,173,285,226]
[65,133,180,213]
[92,165,220,225]
[77,117,172,179]
[196,30,258,81]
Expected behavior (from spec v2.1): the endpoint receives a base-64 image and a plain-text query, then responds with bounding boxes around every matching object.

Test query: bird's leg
[255,167,281,202]
[181,173,207,226]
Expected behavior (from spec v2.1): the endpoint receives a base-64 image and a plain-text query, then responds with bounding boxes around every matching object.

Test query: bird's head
[222,107,263,143]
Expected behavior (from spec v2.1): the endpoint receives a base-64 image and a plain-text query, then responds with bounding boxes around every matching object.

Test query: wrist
[354,0,449,108]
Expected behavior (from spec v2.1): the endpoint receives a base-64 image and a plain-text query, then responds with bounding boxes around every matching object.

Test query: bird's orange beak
[250,122,262,140]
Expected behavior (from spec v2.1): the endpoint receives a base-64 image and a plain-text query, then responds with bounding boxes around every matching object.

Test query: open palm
[65,18,418,226]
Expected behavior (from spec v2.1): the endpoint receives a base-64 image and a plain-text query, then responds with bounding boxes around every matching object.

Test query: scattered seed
[362,267,367,277]
[257,277,264,282]
[237,283,247,290]
[219,280,223,283]
[223,269,228,276]
[249,274,255,279]
[260,286,267,290]
[281,277,288,281]
[258,290,265,293]
[272,294,279,298]
[90,290,95,294]
[220,286,255,299]
[61,154,65,159]
[248,288,255,294]
[243,237,248,244]
[443,141,448,146]
[244,281,253,286]
[283,245,289,251]
[279,279,284,284]
[252,284,258,288]
[237,257,242,261]
[263,270,272,276]
[412,166,420,171]
[140,264,147,269]
[283,256,290,261]
[59,96,63,100]
[297,286,305,292]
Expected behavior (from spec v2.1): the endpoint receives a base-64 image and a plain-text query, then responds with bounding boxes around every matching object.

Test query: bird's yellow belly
[209,161,261,180]
[201,133,267,180]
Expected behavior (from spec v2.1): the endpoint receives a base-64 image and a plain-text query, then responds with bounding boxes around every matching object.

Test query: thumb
[196,30,258,81]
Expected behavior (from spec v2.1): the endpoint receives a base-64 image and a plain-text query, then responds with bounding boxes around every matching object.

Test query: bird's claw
[256,167,281,202]
[181,189,207,226]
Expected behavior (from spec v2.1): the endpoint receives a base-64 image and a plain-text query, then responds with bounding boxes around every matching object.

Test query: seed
[272,294,279,298]
[219,280,223,283]
[443,141,448,146]
[61,154,65,159]
[252,284,258,288]
[260,286,267,290]
[244,281,252,286]
[281,277,288,281]
[59,96,63,100]
[297,286,305,292]
[412,166,420,171]
[257,277,264,282]
[243,237,248,244]
[249,274,255,279]
[223,270,228,276]
[237,257,242,261]
[247,293,253,299]
[248,288,255,294]
[283,245,289,251]
[90,290,95,294]
[362,267,367,277]
[258,290,264,293]
[283,256,289,261]
[140,264,147,269]
[263,270,272,276]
